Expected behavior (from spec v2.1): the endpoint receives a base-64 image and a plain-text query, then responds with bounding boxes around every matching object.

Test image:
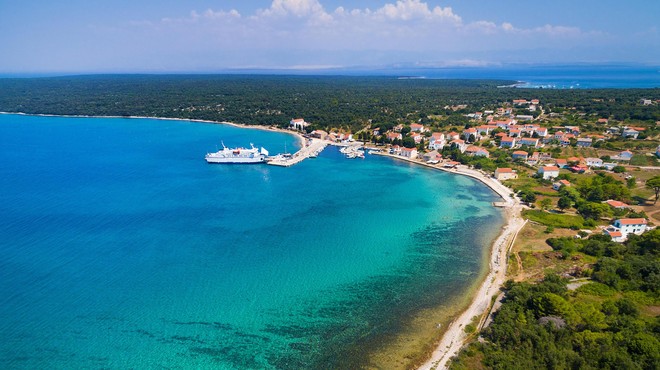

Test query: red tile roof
[617,218,647,225]
[606,200,629,208]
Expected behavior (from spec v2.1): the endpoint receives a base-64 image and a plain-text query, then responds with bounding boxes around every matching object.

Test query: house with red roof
[495,168,518,181]
[500,136,516,148]
[410,123,426,133]
[289,118,309,131]
[606,218,649,241]
[603,228,625,243]
[535,127,548,137]
[538,166,560,180]
[387,132,403,141]
[527,152,540,165]
[476,125,497,136]
[552,179,571,190]
[400,147,418,159]
[462,127,480,142]
[586,157,604,168]
[428,132,446,150]
[519,138,540,148]
[450,139,467,153]
[512,150,529,160]
[605,200,629,209]
[465,145,489,158]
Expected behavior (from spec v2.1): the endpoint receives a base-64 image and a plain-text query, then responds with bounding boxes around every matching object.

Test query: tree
[558,196,572,211]
[540,198,553,210]
[577,202,611,220]
[612,165,626,173]
[646,176,660,204]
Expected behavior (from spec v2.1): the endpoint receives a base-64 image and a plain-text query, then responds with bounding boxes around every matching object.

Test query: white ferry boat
[205,143,269,164]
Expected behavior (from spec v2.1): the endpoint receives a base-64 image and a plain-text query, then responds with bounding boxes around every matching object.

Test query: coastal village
[289,97,660,245]
[282,97,660,369]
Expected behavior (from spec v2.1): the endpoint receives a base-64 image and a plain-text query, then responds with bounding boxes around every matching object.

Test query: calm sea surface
[0,114,503,368]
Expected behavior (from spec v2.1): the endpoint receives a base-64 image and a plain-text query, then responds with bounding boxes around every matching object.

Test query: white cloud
[259,0,326,17]
[374,0,460,22]
[139,0,600,68]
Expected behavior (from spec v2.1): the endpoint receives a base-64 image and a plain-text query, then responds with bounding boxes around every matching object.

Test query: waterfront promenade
[267,138,328,167]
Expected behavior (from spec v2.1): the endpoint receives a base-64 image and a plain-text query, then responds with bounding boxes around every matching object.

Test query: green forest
[450,229,660,370]
[0,75,658,133]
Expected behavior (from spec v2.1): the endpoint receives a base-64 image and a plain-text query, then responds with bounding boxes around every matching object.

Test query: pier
[267,138,328,167]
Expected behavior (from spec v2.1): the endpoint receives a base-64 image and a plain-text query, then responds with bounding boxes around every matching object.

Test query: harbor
[267,138,329,167]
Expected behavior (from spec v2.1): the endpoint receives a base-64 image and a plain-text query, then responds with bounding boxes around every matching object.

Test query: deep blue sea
[235,64,660,89]
[0,114,503,368]
[401,64,660,89]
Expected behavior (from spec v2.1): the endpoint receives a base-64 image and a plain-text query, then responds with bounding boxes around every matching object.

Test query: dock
[267,139,328,167]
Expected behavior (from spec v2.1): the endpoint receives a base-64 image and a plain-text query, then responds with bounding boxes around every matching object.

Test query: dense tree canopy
[0,75,658,132]
[451,230,660,370]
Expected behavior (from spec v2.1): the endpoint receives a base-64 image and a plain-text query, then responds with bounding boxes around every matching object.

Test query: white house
[606,218,649,241]
[387,132,403,141]
[613,218,648,236]
[519,138,540,148]
[516,115,534,121]
[476,125,497,136]
[552,179,571,190]
[512,151,529,160]
[465,145,489,158]
[539,166,560,180]
[495,168,518,181]
[622,129,639,139]
[289,118,309,131]
[535,127,548,137]
[410,123,426,133]
[585,157,603,168]
[428,133,446,150]
[423,150,442,163]
[500,136,516,148]
[603,228,625,243]
[450,139,467,153]
[462,128,480,142]
[400,147,418,159]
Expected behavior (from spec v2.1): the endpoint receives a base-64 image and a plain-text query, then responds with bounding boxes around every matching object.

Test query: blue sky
[1,0,658,73]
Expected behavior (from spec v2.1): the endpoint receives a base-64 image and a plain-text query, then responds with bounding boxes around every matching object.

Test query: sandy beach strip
[371,152,525,370]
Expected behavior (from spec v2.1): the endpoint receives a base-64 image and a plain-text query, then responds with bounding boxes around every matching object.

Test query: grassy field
[522,209,586,229]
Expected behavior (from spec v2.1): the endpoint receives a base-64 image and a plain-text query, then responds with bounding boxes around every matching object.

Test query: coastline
[371,152,525,370]
[0,111,307,148]
[2,111,523,368]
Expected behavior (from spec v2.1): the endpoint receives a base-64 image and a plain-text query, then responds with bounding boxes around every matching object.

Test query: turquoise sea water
[0,114,504,368]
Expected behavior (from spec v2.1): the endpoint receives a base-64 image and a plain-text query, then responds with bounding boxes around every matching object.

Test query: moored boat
[205,142,269,164]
